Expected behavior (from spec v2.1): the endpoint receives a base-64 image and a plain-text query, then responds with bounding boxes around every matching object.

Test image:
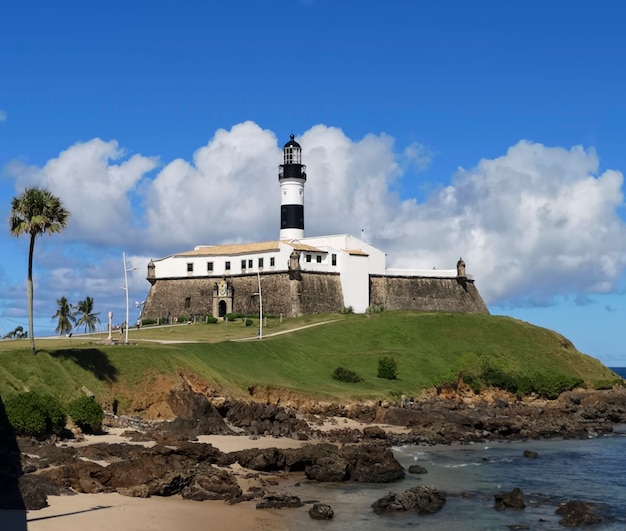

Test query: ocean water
[610,366,626,378]
[284,428,626,530]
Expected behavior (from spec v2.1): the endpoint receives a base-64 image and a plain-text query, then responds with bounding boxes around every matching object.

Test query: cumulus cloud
[6,123,626,310]
[9,138,158,246]
[381,142,626,305]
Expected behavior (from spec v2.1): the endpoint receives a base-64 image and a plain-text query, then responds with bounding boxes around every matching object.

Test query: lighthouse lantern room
[279,134,307,240]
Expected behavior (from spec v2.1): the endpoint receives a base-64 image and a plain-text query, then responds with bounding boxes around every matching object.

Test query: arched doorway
[218,300,227,318]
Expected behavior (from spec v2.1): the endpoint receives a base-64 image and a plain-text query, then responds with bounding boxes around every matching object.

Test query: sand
[23,492,286,531]
[1,430,313,531]
[3,419,410,530]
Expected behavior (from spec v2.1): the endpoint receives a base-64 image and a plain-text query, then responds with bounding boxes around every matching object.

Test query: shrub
[243,318,254,327]
[332,367,363,383]
[339,306,354,314]
[377,356,398,380]
[141,318,157,326]
[366,303,385,314]
[205,314,218,324]
[67,396,104,433]
[5,392,66,439]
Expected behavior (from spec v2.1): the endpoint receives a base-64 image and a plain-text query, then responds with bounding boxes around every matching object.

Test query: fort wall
[142,271,344,320]
[369,275,489,314]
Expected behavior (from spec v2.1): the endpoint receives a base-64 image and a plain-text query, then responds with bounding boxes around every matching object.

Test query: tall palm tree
[75,296,101,333]
[9,187,70,352]
[52,296,75,336]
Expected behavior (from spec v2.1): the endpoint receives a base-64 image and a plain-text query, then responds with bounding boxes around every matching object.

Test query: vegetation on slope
[0,312,621,413]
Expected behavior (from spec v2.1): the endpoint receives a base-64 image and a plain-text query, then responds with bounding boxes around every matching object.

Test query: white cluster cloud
[6,122,626,310]
[10,139,158,245]
[381,142,626,305]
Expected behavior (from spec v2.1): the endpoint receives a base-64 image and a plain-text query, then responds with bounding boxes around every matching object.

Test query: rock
[372,485,446,514]
[408,464,428,474]
[165,388,233,437]
[522,450,538,458]
[494,488,525,510]
[363,426,386,439]
[256,494,304,509]
[230,443,404,484]
[18,475,65,510]
[556,500,603,526]
[309,503,334,520]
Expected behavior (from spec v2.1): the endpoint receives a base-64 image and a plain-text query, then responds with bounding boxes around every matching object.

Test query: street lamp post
[123,252,137,344]
[257,271,263,339]
[252,271,263,339]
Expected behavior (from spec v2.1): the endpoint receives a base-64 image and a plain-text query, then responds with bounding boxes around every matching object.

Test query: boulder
[494,488,525,510]
[309,503,334,520]
[556,501,603,527]
[256,493,304,509]
[166,388,233,437]
[522,450,538,459]
[408,464,428,474]
[372,485,446,514]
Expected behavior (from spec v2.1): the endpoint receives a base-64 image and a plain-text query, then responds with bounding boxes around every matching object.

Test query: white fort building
[141,135,488,320]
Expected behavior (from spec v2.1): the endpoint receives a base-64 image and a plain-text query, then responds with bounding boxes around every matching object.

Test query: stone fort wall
[370,275,489,314]
[142,271,345,320]
[142,272,489,321]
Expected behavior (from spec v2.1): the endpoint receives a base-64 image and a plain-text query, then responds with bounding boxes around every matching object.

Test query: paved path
[232,319,339,341]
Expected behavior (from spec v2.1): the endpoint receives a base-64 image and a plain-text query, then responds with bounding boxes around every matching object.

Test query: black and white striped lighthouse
[279,134,307,240]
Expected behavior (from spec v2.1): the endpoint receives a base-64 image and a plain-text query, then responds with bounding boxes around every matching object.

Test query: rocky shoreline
[5,384,626,528]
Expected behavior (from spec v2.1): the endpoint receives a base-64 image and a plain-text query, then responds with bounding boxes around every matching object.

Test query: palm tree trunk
[27,233,36,353]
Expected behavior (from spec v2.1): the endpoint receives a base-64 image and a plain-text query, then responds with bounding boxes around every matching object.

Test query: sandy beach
[24,492,286,531]
[2,429,323,531]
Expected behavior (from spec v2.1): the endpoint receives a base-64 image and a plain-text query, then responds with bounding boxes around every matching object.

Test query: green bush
[5,392,66,439]
[225,313,244,322]
[243,318,254,327]
[366,303,385,314]
[141,318,157,326]
[339,306,354,314]
[332,367,363,383]
[67,396,104,433]
[205,314,218,324]
[377,356,398,380]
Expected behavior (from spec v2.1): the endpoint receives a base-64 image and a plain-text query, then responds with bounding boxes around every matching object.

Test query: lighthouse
[278,134,307,240]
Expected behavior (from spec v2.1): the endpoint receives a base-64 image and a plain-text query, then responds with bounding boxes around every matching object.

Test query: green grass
[0,312,621,410]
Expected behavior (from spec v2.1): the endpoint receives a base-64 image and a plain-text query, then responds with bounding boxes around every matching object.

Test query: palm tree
[75,296,100,333]
[9,187,70,352]
[52,296,75,336]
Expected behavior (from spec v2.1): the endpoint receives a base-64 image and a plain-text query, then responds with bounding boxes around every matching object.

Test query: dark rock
[229,443,404,484]
[522,450,538,459]
[305,456,349,482]
[494,488,525,510]
[309,503,334,520]
[372,485,446,514]
[507,525,530,530]
[180,466,241,501]
[166,388,233,437]
[556,500,603,527]
[363,426,386,439]
[18,475,66,510]
[256,493,304,509]
[408,464,428,474]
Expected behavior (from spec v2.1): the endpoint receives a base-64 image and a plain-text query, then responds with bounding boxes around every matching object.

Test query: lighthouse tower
[279,134,307,240]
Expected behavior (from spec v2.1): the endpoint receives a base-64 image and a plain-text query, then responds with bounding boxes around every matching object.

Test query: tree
[74,296,100,333]
[52,296,74,336]
[9,187,70,352]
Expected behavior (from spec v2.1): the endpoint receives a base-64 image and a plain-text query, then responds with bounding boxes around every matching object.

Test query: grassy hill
[0,312,621,413]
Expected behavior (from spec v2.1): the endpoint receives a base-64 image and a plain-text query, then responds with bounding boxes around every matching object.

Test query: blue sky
[2,1,626,365]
